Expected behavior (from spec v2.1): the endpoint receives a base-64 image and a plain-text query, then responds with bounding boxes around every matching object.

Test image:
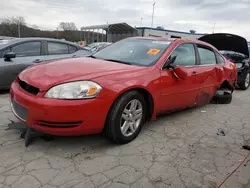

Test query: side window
[215,52,225,64]
[12,42,41,57]
[171,43,196,66]
[68,45,78,53]
[48,42,69,55]
[197,46,217,65]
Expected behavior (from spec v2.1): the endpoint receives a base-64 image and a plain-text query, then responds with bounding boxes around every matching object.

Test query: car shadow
[5,119,115,153]
[5,104,208,154]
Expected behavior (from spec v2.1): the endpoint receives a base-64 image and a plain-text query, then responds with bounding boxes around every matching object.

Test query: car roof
[131,36,176,42]
[128,37,217,50]
[177,38,218,49]
[0,37,80,49]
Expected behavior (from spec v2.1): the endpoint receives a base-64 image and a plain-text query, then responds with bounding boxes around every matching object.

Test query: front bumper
[10,81,112,136]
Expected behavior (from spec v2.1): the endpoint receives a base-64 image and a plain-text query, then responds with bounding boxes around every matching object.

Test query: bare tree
[10,16,26,25]
[0,16,26,37]
[59,22,78,31]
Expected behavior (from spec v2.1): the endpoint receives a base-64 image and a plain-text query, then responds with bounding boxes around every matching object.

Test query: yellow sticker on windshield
[147,48,160,56]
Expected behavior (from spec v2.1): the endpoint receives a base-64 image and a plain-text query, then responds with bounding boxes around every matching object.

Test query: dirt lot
[0,90,250,188]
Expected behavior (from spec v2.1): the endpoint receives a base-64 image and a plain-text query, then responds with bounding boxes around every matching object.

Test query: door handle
[33,59,42,63]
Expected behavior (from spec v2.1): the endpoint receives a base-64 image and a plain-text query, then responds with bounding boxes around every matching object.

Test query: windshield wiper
[103,59,131,65]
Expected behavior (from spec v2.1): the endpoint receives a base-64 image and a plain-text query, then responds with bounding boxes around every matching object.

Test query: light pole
[18,19,21,38]
[151,2,156,29]
[212,22,216,33]
[140,17,143,27]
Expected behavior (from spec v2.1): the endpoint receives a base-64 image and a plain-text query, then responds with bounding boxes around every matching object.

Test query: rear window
[93,38,172,66]
[68,45,78,53]
[197,46,216,65]
[48,42,69,55]
[215,52,225,64]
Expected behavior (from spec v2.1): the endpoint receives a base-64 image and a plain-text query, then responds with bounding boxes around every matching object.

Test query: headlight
[236,63,243,68]
[44,81,102,99]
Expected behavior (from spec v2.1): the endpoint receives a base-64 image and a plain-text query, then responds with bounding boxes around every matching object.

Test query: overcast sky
[1,0,250,40]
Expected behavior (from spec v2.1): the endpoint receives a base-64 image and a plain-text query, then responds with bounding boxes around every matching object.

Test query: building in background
[136,27,207,39]
[81,23,138,44]
[80,23,208,44]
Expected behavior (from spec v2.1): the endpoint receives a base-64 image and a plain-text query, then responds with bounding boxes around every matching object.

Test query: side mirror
[4,52,16,61]
[162,56,177,70]
[172,66,188,80]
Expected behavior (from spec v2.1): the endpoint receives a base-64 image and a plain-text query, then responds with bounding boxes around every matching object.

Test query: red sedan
[10,37,237,144]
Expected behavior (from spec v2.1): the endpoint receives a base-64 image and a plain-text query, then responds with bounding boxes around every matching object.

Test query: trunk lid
[199,33,249,58]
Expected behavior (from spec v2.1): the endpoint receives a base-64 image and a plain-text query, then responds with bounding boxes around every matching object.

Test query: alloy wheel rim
[120,99,143,137]
[245,73,250,88]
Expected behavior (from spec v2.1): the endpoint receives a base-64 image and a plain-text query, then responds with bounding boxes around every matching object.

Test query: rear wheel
[211,90,232,104]
[105,91,147,144]
[238,72,250,90]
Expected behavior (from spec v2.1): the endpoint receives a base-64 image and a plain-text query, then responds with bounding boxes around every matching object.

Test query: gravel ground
[0,89,249,188]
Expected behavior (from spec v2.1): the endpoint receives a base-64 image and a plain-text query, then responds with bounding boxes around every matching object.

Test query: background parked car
[84,42,112,53]
[0,37,92,90]
[199,33,250,90]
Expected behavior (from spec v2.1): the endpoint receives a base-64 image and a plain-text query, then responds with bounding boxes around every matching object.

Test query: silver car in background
[0,37,92,90]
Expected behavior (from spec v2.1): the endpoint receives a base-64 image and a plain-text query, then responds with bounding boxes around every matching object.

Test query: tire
[104,91,147,144]
[211,91,232,104]
[238,72,250,90]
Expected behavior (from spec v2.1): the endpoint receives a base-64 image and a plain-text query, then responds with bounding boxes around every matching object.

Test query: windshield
[0,40,10,45]
[0,40,11,50]
[92,38,171,66]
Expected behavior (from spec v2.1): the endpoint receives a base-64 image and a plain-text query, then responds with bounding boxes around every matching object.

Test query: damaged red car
[10,37,237,144]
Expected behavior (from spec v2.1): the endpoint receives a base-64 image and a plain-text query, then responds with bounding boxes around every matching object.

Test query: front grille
[37,121,82,128]
[19,80,40,95]
[11,100,28,122]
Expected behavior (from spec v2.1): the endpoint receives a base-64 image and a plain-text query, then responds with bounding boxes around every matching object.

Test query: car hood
[199,33,249,58]
[19,57,143,91]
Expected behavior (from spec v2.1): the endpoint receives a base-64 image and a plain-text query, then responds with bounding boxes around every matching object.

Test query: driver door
[159,43,201,112]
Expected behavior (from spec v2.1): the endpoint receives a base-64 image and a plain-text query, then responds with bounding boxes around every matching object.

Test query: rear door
[194,44,220,105]
[45,41,79,61]
[1,41,44,87]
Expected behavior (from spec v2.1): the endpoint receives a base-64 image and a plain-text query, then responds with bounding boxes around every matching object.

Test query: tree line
[0,16,105,43]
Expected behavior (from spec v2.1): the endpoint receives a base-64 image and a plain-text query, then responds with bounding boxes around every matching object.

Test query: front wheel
[105,91,147,144]
[239,72,250,90]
